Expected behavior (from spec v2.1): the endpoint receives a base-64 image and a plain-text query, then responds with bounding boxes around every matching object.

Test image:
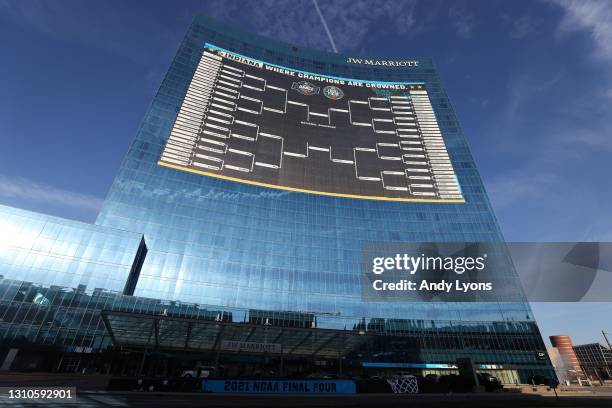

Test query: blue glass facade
[96,16,530,322]
[0,16,554,381]
[0,204,145,294]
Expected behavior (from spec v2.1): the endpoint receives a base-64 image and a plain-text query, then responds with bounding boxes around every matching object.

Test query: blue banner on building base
[202,379,356,394]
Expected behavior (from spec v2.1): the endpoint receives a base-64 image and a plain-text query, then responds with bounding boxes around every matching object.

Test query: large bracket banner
[158,43,463,202]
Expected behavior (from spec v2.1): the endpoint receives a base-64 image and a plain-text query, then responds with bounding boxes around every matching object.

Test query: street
[2,392,612,408]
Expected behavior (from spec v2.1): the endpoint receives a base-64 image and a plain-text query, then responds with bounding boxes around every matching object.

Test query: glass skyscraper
[0,16,553,383]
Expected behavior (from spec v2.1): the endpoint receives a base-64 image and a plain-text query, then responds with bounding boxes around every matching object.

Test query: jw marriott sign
[346,57,419,67]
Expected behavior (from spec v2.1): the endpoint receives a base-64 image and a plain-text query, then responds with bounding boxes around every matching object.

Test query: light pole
[603,331,612,351]
[603,331,612,380]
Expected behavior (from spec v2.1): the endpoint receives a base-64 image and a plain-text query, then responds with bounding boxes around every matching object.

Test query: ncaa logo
[291,81,320,96]
[323,86,344,100]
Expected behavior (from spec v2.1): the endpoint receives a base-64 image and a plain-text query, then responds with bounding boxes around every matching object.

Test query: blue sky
[1,0,611,345]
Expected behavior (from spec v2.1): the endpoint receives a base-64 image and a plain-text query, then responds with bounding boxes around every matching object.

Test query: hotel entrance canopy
[101,310,369,358]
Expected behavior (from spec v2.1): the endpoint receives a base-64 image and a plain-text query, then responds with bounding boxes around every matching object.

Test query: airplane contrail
[312,0,338,53]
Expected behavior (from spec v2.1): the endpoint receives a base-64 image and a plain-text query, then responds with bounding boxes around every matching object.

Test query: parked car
[530,375,551,386]
[306,372,339,379]
[477,373,503,391]
[181,365,216,379]
[396,371,418,378]
[425,374,440,382]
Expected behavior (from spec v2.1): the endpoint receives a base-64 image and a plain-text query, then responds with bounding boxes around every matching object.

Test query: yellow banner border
[158,161,465,204]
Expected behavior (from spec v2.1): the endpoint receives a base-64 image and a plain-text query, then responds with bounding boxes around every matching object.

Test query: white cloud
[509,12,539,39]
[550,0,612,60]
[582,217,612,241]
[0,0,422,56]
[485,171,560,210]
[497,1,612,162]
[448,7,474,39]
[0,175,103,212]
[502,71,565,128]
[547,0,612,147]
[321,0,420,45]
[205,0,419,53]
[469,4,612,249]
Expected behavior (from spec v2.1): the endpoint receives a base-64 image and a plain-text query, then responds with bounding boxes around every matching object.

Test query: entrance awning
[101,310,369,358]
